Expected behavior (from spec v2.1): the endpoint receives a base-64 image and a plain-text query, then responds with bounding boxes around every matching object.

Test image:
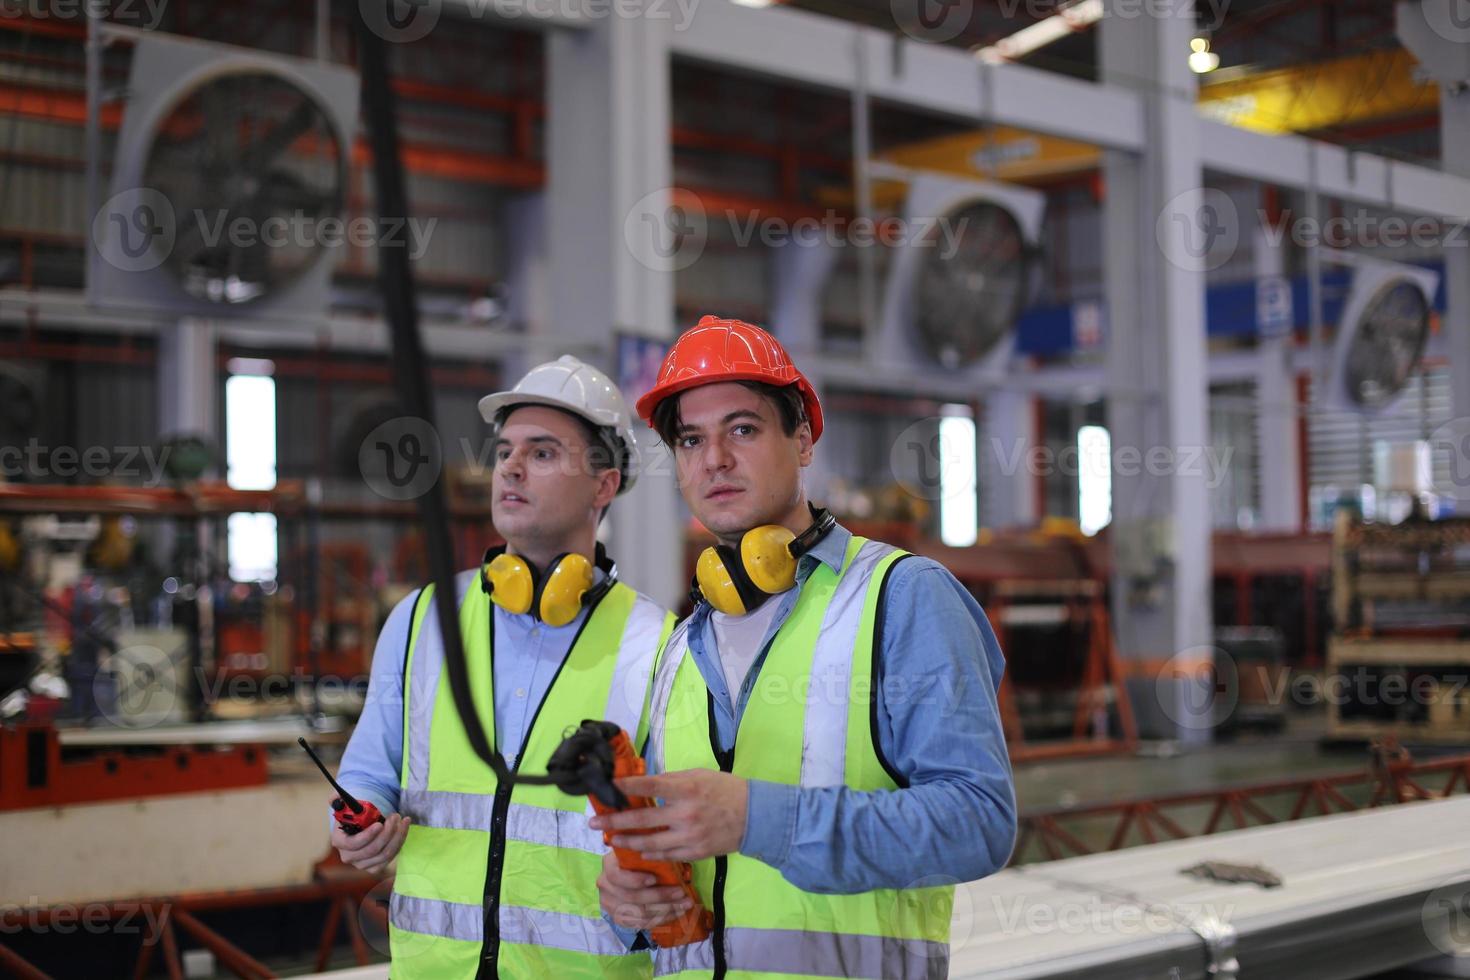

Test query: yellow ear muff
[740,524,798,595]
[696,547,748,616]
[539,552,594,627]
[484,553,535,615]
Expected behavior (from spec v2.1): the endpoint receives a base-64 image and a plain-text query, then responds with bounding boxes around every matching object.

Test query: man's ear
[795,421,814,467]
[594,466,621,509]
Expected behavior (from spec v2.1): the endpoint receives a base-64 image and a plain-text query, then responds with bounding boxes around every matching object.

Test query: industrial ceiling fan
[912,199,1033,368]
[141,71,346,306]
[1325,255,1438,413]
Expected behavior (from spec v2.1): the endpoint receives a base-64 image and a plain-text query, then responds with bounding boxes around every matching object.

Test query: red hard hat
[634,316,824,442]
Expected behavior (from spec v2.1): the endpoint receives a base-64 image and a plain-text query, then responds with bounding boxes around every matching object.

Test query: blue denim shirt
[336,571,606,815]
[652,523,1017,893]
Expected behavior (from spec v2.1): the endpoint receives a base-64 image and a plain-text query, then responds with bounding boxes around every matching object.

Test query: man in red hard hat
[590,315,1016,979]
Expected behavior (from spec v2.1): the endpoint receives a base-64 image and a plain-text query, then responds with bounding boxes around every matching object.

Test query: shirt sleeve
[335,588,423,819]
[737,558,1017,893]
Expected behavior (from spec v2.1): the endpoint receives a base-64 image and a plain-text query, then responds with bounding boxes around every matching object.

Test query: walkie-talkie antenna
[298,737,364,814]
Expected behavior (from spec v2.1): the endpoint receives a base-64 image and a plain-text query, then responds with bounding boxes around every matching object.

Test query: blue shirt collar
[797,521,850,580]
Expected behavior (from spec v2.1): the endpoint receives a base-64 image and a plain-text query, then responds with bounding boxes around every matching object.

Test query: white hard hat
[478,355,640,494]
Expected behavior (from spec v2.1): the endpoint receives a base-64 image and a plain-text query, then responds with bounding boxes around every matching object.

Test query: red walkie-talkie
[299,737,385,836]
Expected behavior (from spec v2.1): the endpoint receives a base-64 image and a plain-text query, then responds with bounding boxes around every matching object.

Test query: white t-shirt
[709,599,784,701]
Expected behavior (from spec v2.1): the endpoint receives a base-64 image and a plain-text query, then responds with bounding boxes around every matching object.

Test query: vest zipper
[707,691,734,980]
[475,590,608,979]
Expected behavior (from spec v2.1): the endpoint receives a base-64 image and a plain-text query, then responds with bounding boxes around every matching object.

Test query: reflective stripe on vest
[651,929,948,980]
[389,569,673,978]
[390,892,633,956]
[650,537,955,980]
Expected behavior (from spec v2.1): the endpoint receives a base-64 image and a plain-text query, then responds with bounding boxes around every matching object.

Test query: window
[224,362,277,581]
[1078,424,1111,536]
[939,407,978,548]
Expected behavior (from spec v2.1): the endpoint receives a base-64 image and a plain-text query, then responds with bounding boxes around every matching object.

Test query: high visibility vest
[388,569,676,979]
[646,537,954,980]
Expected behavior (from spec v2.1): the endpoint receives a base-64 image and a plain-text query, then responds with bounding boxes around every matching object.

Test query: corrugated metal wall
[1307,367,1450,525]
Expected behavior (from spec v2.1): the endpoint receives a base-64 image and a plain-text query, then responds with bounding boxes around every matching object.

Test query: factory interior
[2,0,1470,977]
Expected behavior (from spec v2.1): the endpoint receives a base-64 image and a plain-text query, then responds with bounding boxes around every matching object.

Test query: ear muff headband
[692,506,837,615]
[482,544,618,626]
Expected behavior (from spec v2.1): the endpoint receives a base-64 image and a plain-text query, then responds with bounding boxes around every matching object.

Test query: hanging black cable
[352,4,515,784]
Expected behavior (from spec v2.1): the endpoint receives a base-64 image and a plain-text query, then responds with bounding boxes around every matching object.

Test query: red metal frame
[988,585,1140,764]
[0,866,384,980]
[0,725,268,812]
[1012,749,1470,864]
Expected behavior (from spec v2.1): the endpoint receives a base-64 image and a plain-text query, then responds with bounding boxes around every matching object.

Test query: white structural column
[1254,203,1303,532]
[1397,1,1470,509]
[158,318,218,459]
[984,389,1037,529]
[769,238,840,500]
[1100,1,1214,742]
[156,317,217,569]
[545,5,683,608]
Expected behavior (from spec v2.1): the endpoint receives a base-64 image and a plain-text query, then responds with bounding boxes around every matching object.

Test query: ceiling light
[976,0,1103,64]
[1189,36,1219,74]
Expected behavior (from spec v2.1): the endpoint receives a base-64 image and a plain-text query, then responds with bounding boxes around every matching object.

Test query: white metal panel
[1201,119,1470,222]
[669,1,1145,151]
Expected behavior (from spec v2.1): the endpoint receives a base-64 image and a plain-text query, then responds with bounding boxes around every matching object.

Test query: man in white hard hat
[331,356,675,979]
